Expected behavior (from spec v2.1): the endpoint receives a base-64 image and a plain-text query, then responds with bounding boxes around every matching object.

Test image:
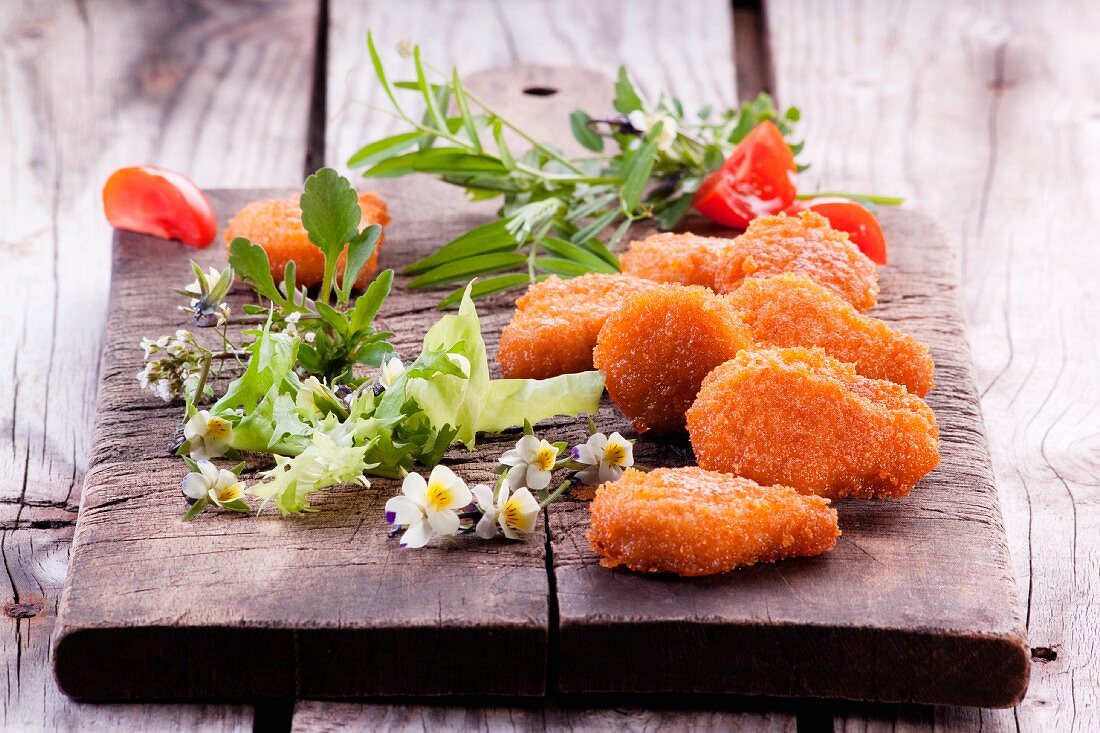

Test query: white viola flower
[473,483,540,540]
[384,465,473,549]
[627,110,678,151]
[627,110,647,133]
[378,356,406,389]
[499,435,558,491]
[182,461,246,508]
[183,265,224,300]
[184,410,233,460]
[572,431,634,485]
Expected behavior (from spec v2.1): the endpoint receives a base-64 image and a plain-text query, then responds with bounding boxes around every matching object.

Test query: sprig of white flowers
[384,419,638,548]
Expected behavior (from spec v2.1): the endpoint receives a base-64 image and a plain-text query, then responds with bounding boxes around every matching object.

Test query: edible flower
[472,483,540,540]
[500,435,559,491]
[181,460,249,515]
[378,356,406,389]
[184,410,232,460]
[572,431,634,485]
[385,465,473,548]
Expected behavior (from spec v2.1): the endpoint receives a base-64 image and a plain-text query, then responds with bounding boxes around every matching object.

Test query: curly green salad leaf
[188,285,604,515]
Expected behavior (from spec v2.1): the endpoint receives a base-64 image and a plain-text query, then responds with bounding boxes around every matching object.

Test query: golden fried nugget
[619,232,736,289]
[723,274,935,396]
[686,347,940,499]
[593,284,754,433]
[713,211,879,311]
[497,274,656,379]
[224,193,389,289]
[587,467,840,576]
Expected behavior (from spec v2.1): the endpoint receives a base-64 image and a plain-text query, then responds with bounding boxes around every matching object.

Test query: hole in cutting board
[523,86,558,96]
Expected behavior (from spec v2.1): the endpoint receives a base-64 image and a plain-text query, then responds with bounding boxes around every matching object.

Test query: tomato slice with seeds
[693,120,797,229]
[793,197,888,265]
[102,166,217,248]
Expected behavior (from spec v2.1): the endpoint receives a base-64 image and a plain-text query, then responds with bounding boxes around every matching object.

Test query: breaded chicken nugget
[723,274,935,396]
[497,274,656,379]
[619,232,735,289]
[593,284,754,433]
[686,347,939,498]
[224,192,390,289]
[587,467,840,576]
[713,211,879,311]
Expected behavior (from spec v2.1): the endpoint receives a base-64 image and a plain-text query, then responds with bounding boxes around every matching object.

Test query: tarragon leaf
[569,110,604,152]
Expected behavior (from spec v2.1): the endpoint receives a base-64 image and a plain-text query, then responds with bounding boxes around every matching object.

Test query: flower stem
[796,191,904,206]
[538,480,571,509]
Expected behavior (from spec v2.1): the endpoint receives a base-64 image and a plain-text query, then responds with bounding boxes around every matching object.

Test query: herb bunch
[137,168,606,521]
[349,34,801,305]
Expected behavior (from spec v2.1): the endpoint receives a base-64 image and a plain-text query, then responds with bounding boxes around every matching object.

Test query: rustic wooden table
[1,0,1093,730]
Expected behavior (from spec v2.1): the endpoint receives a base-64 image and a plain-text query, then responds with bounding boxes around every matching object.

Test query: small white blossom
[378,356,406,389]
[499,435,558,491]
[572,432,634,485]
[385,466,473,549]
[184,410,232,460]
[182,460,246,508]
[472,483,540,540]
[284,311,302,338]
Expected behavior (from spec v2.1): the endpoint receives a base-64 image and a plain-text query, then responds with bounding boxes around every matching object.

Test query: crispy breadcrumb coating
[587,467,840,576]
[619,232,736,289]
[223,192,390,289]
[497,274,657,379]
[686,347,940,499]
[713,211,879,311]
[723,274,935,396]
[593,284,754,433]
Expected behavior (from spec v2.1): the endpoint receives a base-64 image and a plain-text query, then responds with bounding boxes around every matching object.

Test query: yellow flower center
[426,482,452,511]
[206,417,231,440]
[216,483,243,502]
[534,444,557,472]
[604,441,626,466]
[502,498,523,529]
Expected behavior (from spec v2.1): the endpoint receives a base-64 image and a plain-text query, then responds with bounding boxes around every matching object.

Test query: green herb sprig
[350,35,803,305]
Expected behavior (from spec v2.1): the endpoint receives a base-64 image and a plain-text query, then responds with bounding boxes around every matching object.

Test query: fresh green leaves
[228,238,285,306]
[570,110,604,152]
[300,168,363,304]
[350,40,808,303]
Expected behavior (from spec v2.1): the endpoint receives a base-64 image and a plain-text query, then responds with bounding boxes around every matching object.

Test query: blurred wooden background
[0,0,1096,730]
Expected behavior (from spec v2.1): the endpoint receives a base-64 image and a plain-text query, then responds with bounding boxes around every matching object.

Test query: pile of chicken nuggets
[497,211,942,577]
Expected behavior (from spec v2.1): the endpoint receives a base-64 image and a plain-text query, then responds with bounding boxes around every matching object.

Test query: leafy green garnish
[348,40,809,304]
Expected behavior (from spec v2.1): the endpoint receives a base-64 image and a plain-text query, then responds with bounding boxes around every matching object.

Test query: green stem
[796,191,905,206]
[318,259,338,305]
[538,480,571,509]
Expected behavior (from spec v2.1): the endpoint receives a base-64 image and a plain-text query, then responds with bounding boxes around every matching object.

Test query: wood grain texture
[291,699,798,732]
[766,0,1100,728]
[0,0,319,727]
[325,0,738,174]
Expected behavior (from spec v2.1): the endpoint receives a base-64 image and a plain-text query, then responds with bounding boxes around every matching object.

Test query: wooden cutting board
[52,67,1029,708]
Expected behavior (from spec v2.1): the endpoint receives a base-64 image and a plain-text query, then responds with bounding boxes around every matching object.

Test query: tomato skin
[693,120,797,229]
[793,197,888,265]
[102,166,217,248]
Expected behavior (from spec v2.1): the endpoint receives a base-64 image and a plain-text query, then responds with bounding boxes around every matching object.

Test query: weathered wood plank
[53,188,551,701]
[0,0,320,726]
[766,0,1100,728]
[291,699,798,732]
[325,0,739,174]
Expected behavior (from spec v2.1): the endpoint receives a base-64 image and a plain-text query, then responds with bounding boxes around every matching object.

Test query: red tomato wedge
[693,120,797,229]
[793,197,888,265]
[102,166,217,248]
